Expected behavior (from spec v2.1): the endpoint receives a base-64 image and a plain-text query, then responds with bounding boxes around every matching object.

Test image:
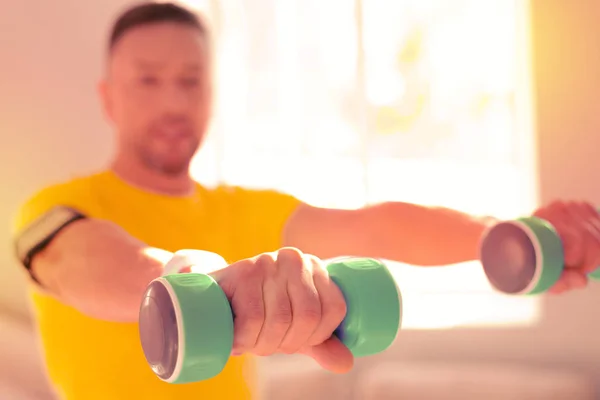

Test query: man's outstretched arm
[283,201,493,266]
[23,217,172,323]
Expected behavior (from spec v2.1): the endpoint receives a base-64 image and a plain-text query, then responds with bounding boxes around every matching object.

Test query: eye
[140,76,159,86]
[180,77,200,88]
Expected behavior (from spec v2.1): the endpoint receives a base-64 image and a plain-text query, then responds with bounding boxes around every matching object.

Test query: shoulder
[13,171,107,233]
[22,171,107,206]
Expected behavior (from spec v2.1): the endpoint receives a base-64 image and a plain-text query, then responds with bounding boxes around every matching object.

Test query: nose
[160,84,190,114]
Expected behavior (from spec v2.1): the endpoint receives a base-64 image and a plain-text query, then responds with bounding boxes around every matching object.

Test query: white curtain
[185,0,539,329]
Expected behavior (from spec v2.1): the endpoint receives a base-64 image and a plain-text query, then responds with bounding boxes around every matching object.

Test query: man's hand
[533,201,600,294]
[209,247,352,373]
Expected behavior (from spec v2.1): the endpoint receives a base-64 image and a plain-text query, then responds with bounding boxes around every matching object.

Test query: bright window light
[182,0,539,330]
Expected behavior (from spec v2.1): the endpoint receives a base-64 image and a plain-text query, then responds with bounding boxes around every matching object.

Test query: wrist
[480,215,500,227]
[162,249,228,276]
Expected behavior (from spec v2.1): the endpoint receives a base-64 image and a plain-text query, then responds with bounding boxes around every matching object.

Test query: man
[12,2,600,399]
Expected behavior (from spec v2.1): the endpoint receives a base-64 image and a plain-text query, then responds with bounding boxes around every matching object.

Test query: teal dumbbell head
[138,250,233,384]
[138,251,402,384]
[480,217,600,295]
[327,257,402,357]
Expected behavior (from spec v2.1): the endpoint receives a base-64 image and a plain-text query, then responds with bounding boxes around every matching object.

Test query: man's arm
[30,217,173,323]
[283,201,494,266]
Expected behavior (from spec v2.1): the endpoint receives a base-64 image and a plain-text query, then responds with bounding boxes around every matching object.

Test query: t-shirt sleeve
[12,181,95,237]
[228,186,302,256]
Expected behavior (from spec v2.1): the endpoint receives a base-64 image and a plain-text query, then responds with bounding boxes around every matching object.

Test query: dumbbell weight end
[480,216,600,296]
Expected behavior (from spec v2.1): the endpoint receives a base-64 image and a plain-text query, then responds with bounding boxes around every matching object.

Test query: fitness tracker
[14,206,86,283]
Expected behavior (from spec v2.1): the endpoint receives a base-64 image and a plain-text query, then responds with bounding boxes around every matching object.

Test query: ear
[97,78,114,122]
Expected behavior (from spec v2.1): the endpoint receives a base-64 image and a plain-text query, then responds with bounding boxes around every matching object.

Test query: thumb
[560,228,584,268]
[300,336,354,374]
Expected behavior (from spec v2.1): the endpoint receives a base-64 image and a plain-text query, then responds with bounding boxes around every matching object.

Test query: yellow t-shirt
[13,171,301,400]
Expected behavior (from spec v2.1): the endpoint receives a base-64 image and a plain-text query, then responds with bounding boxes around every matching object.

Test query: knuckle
[278,246,304,258]
[255,252,276,266]
[304,253,321,264]
[254,253,277,274]
[537,201,565,219]
[306,254,325,272]
[552,200,567,209]
[277,247,305,270]
[237,259,258,278]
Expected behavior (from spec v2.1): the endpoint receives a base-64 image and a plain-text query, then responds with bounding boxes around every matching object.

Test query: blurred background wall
[1,0,600,398]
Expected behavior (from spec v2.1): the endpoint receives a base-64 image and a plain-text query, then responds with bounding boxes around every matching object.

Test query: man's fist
[209,247,353,373]
[533,201,600,294]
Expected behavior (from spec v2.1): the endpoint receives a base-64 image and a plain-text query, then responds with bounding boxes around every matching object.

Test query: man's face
[101,22,212,175]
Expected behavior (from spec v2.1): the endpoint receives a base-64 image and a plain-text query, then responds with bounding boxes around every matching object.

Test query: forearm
[32,219,173,323]
[357,202,494,265]
[285,201,496,265]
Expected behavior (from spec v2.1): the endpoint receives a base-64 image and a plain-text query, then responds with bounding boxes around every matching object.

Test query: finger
[584,203,600,241]
[562,202,590,268]
[548,270,572,294]
[575,201,600,232]
[253,253,292,356]
[550,270,587,294]
[533,200,566,220]
[307,260,347,347]
[533,203,580,266]
[570,202,600,273]
[541,203,584,268]
[229,272,265,355]
[551,215,584,269]
[278,255,321,354]
[563,269,588,290]
[548,278,567,294]
[300,336,354,374]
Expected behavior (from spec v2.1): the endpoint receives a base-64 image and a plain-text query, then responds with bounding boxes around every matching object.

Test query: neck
[111,154,195,197]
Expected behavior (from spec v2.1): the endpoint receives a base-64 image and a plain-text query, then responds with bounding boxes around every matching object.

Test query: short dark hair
[108,2,208,52]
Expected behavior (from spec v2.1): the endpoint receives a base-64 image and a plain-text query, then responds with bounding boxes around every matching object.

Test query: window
[183,0,539,329]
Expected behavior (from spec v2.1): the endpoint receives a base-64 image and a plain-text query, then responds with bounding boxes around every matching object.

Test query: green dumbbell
[138,250,402,384]
[480,216,600,295]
